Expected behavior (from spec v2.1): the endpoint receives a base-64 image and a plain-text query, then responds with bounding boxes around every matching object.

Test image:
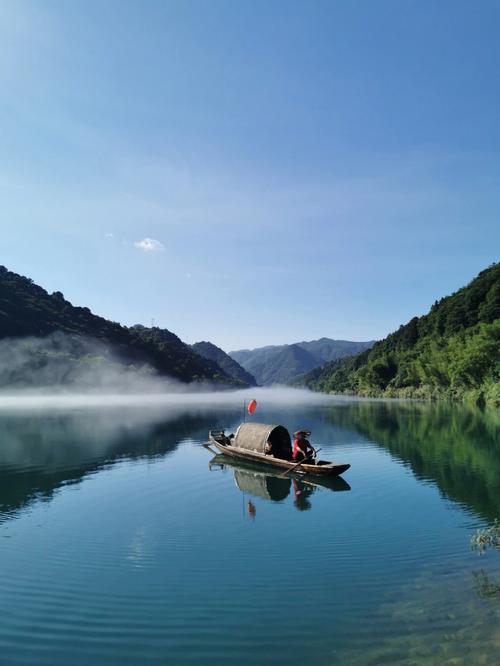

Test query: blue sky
[1,0,499,350]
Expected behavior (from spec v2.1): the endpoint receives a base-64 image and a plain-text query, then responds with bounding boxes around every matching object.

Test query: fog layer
[0,333,348,409]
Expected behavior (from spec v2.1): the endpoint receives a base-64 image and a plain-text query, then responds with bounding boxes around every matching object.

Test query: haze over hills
[0,266,248,388]
[230,338,375,386]
[295,263,500,406]
[190,341,257,386]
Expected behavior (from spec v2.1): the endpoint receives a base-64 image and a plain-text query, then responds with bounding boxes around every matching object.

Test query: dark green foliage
[0,266,238,385]
[231,338,375,385]
[297,263,500,405]
[190,341,256,386]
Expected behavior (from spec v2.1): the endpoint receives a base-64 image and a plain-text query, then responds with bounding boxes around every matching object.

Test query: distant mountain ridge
[230,338,375,385]
[190,341,257,386]
[0,266,246,387]
[294,263,500,406]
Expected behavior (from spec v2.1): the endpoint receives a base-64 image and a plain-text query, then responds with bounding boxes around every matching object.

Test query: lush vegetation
[0,266,244,386]
[190,341,257,386]
[295,264,500,405]
[230,338,374,385]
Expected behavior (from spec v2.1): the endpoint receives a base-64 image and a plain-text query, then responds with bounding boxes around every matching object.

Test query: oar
[279,448,322,478]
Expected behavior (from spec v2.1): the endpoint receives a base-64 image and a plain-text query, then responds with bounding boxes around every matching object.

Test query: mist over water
[0,379,340,412]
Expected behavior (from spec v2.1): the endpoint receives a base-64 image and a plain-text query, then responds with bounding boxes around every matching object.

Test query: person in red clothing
[292,429,316,464]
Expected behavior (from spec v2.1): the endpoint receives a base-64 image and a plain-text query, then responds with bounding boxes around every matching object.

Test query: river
[0,389,498,664]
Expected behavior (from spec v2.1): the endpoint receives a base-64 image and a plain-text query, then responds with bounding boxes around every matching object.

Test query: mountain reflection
[0,406,228,523]
[1,397,496,527]
[322,401,500,521]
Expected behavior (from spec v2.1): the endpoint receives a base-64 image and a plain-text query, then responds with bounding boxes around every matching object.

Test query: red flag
[247,399,257,415]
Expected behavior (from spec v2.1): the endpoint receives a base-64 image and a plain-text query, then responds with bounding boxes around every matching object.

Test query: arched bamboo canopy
[233,422,292,458]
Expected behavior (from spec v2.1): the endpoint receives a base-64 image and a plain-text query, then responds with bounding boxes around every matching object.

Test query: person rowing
[292,429,316,464]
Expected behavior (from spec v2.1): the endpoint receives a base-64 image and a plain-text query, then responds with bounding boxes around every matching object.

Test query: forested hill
[0,266,242,386]
[190,341,257,386]
[230,338,374,385]
[295,264,500,405]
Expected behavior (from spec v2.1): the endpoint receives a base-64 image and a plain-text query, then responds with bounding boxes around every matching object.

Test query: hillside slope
[295,264,500,405]
[230,338,374,385]
[0,266,238,386]
[297,337,376,365]
[190,341,257,386]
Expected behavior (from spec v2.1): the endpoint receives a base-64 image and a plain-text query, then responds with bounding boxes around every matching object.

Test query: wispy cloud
[134,238,165,252]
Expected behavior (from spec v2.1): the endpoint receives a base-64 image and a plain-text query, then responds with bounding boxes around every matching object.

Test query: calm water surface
[0,391,498,665]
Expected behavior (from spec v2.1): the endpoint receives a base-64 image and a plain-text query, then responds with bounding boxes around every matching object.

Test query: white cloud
[134,238,165,252]
[105,232,114,238]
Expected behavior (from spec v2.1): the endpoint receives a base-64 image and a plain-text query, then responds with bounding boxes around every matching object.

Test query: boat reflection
[234,467,292,502]
[209,453,350,511]
[292,478,315,511]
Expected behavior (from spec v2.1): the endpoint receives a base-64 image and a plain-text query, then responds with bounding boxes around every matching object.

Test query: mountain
[230,338,375,385]
[0,265,243,387]
[295,263,500,406]
[235,344,317,386]
[190,341,257,386]
[295,337,376,364]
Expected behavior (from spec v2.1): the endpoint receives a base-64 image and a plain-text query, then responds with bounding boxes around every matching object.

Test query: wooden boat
[206,422,350,477]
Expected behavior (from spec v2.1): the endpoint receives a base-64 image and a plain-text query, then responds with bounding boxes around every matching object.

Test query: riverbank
[319,380,500,407]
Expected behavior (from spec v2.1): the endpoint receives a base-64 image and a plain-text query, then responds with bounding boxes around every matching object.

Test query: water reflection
[293,479,315,511]
[320,401,500,521]
[0,406,234,523]
[1,397,497,527]
[209,453,350,513]
[234,468,292,501]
